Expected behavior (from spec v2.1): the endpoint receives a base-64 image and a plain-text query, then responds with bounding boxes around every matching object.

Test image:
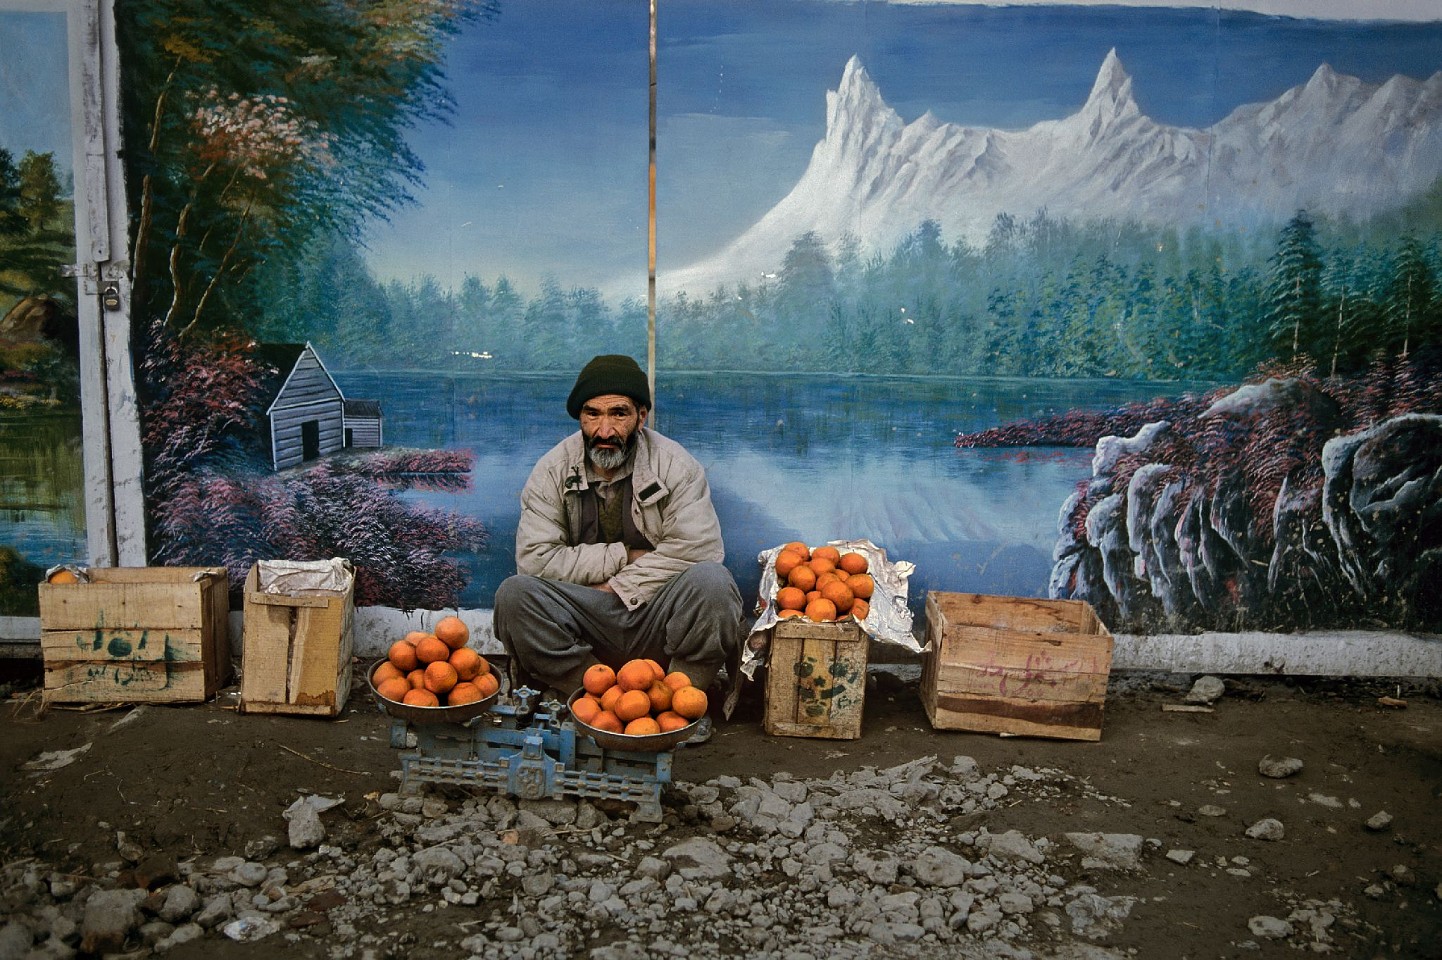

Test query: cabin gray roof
[344,399,382,417]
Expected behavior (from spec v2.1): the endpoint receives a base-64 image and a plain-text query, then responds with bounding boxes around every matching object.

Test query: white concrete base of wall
[6,612,1440,678]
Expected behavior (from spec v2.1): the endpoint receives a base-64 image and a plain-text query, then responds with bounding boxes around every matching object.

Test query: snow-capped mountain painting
[667,50,1442,295]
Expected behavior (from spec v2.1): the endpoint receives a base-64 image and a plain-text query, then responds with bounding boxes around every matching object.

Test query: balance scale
[377,682,694,823]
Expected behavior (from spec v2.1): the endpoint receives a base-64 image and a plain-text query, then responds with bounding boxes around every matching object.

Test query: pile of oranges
[571,659,707,737]
[773,542,875,623]
[372,615,500,708]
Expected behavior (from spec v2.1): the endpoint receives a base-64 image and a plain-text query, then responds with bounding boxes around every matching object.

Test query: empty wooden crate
[240,563,355,716]
[764,619,869,740]
[921,591,1113,741]
[38,567,231,703]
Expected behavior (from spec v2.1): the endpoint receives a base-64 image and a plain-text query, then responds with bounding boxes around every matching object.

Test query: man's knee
[676,562,742,609]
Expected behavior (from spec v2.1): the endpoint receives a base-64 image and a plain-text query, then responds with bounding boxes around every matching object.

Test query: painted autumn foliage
[118,0,496,608]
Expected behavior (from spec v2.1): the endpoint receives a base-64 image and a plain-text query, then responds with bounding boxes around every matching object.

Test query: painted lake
[332,371,1204,614]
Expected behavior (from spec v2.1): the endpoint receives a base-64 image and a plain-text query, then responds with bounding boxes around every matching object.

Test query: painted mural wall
[2,0,1441,635]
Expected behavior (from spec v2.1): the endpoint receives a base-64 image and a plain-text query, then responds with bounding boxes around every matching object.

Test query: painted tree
[1382,236,1437,358]
[1263,210,1324,363]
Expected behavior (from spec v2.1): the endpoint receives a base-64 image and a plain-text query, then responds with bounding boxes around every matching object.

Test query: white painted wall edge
[5,612,1440,677]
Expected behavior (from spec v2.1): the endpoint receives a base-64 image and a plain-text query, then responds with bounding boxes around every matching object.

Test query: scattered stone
[1365,811,1393,832]
[80,889,144,954]
[1184,676,1226,704]
[1257,756,1303,779]
[1064,833,1144,870]
[1306,793,1343,809]
[1248,915,1294,938]
[1165,849,1195,865]
[1245,818,1285,841]
[1197,804,1227,818]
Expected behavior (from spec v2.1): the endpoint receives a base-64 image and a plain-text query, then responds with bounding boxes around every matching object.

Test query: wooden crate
[921,591,1113,741]
[763,619,869,740]
[239,563,355,716]
[38,567,231,703]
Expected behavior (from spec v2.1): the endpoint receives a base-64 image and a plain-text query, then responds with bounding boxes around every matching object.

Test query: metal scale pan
[366,658,503,724]
[566,689,704,752]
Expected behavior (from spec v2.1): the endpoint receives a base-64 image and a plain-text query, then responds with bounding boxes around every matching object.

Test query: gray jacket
[514,427,726,609]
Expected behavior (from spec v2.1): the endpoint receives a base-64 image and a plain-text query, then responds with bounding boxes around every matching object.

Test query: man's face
[579,394,647,473]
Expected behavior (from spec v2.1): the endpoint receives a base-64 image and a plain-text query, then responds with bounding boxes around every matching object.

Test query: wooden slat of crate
[239,564,355,716]
[38,567,230,703]
[764,620,868,740]
[922,591,1113,741]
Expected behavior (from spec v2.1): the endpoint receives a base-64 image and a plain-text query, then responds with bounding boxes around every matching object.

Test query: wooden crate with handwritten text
[921,591,1112,741]
[38,567,231,704]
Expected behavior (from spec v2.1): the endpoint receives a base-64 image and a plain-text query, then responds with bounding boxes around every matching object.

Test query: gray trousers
[493,561,743,694]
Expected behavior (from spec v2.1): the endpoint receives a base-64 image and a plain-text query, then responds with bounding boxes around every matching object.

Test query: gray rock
[1197,804,1227,817]
[911,845,971,887]
[157,884,200,923]
[1184,676,1226,704]
[193,891,234,929]
[1164,849,1195,865]
[0,921,32,959]
[1063,833,1143,870]
[411,847,465,885]
[154,921,204,954]
[1257,755,1304,779]
[1248,915,1294,939]
[80,888,144,954]
[1365,811,1394,831]
[980,830,1045,865]
[662,837,732,880]
[1245,818,1285,841]
[286,803,325,849]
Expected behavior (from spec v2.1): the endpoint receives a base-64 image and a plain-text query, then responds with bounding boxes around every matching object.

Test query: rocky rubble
[0,750,1387,960]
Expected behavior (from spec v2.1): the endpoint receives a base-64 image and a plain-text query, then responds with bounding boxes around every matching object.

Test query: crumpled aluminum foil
[256,558,354,594]
[739,538,918,681]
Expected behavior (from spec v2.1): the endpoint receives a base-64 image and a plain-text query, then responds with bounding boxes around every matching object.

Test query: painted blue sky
[0,10,72,177]
[366,0,1442,299]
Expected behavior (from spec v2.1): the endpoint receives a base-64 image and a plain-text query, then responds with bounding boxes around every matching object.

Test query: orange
[403,630,432,646]
[663,670,694,691]
[847,573,875,600]
[377,677,411,702]
[787,564,817,592]
[600,685,624,712]
[571,695,602,724]
[642,658,667,681]
[475,672,500,697]
[388,640,419,673]
[406,668,426,689]
[815,570,842,588]
[781,541,810,560]
[656,710,690,732]
[447,681,484,705]
[616,660,655,693]
[850,598,870,621]
[414,635,450,665]
[808,556,836,576]
[47,569,79,584]
[402,688,439,707]
[624,716,661,736]
[839,552,869,575]
[434,615,470,650]
[775,586,807,611]
[583,663,617,695]
[812,545,842,565]
[806,590,821,603]
[590,710,623,733]
[448,647,485,682]
[647,680,674,713]
[774,550,806,579]
[372,661,404,686]
[672,685,708,720]
[777,608,804,619]
[820,580,855,615]
[615,689,652,723]
[805,597,838,622]
[424,661,459,695]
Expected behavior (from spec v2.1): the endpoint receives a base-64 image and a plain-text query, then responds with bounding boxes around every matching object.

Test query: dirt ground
[1,657,1439,960]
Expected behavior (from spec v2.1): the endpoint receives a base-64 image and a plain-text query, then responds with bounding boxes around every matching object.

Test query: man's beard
[586,430,637,472]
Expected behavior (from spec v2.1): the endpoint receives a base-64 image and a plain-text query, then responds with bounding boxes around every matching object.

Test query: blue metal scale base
[387,689,673,822]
